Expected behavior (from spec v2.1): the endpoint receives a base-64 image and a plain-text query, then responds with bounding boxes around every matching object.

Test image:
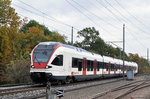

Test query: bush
[3,58,32,84]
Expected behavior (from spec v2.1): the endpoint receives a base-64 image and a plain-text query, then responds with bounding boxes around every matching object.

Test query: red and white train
[30,42,138,83]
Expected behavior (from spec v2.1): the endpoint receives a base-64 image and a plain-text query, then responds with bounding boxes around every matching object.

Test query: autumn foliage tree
[0,0,21,62]
[0,0,21,83]
[0,0,67,84]
[24,26,45,52]
[129,53,150,74]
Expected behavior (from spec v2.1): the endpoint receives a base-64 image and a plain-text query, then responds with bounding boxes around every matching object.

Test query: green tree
[75,27,133,62]
[21,20,52,36]
[77,27,100,50]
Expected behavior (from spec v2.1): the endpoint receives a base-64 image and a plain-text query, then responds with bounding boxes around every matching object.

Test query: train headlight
[45,65,49,69]
[45,65,52,69]
[31,65,34,68]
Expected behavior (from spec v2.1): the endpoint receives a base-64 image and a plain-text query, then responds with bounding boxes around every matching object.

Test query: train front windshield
[33,45,54,63]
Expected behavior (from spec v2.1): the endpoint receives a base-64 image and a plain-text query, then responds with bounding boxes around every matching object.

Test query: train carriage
[30,42,138,83]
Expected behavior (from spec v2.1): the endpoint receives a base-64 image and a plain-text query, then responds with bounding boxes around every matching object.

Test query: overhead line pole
[147,48,149,64]
[123,24,125,80]
[71,27,73,45]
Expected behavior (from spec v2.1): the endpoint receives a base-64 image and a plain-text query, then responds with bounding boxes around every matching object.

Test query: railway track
[0,87,45,96]
[0,83,43,92]
[91,78,150,99]
[114,79,150,99]
[0,74,149,99]
[0,77,123,99]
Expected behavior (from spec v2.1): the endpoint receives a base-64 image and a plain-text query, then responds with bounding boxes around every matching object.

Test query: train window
[51,55,63,66]
[87,60,91,71]
[111,64,114,71]
[106,63,108,71]
[99,62,103,69]
[103,63,106,70]
[72,58,78,68]
[100,62,104,69]
[91,61,94,71]
[116,64,118,70]
[120,65,122,70]
[78,59,82,71]
[97,62,100,71]
[118,65,120,70]
[118,64,120,70]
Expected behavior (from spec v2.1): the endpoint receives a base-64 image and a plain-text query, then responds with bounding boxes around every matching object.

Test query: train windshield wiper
[34,53,41,65]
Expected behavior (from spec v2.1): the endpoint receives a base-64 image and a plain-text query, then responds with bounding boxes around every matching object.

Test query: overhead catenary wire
[114,0,150,29]
[96,0,148,55]
[12,0,149,57]
[104,0,150,36]
[104,0,128,22]
[65,0,100,27]
[71,0,121,30]
[96,0,123,23]
[67,0,145,51]
[65,0,114,37]
[16,0,79,31]
[12,3,79,41]
[16,0,120,40]
[86,0,121,25]
[17,13,78,42]
[104,0,150,54]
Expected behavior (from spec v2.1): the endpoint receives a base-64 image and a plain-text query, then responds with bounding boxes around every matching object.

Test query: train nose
[30,72,47,83]
[36,73,41,78]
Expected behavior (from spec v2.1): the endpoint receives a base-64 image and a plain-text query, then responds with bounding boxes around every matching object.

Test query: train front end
[30,42,62,83]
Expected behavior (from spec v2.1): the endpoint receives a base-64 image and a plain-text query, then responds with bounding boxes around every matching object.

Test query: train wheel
[72,76,77,83]
[65,77,72,84]
[57,80,62,85]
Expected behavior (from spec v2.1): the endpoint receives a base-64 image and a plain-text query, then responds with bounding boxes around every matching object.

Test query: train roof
[38,41,102,57]
[37,42,137,66]
[38,41,60,45]
[103,56,114,63]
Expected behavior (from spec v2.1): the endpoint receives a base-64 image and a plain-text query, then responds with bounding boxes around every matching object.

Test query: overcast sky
[11,0,150,58]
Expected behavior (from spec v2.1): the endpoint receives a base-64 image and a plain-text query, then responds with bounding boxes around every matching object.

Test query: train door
[114,64,116,74]
[82,58,87,75]
[108,62,111,74]
[94,60,97,75]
